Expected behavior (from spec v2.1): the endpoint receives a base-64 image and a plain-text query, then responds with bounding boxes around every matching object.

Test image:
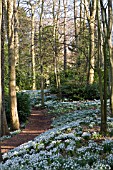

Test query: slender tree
[108,0,113,116]
[31,3,36,90]
[14,0,19,65]
[0,0,2,138]
[96,0,105,134]
[39,0,44,106]
[74,0,77,44]
[52,0,61,90]
[1,0,9,136]
[98,0,112,133]
[7,0,20,130]
[84,0,97,84]
[63,0,67,71]
[0,0,2,162]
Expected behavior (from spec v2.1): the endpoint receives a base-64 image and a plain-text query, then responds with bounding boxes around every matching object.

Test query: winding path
[1,108,53,154]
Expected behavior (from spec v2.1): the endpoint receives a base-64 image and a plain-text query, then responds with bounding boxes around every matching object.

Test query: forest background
[0,0,113,145]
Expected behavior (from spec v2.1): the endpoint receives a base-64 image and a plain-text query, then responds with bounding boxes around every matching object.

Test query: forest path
[1,108,53,154]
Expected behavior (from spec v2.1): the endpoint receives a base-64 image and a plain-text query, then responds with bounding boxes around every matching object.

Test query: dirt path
[1,108,53,154]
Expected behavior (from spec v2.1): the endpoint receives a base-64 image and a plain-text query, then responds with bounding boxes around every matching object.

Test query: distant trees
[0,0,112,136]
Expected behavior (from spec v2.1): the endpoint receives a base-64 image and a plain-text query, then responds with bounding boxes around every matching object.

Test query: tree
[108,0,113,116]
[7,0,20,130]
[1,0,9,136]
[74,0,77,42]
[52,0,61,91]
[30,2,36,90]
[14,0,19,65]
[84,0,97,84]
[97,0,112,134]
[63,0,67,71]
[39,0,44,107]
[0,0,2,137]
[17,7,32,90]
[0,0,2,162]
[96,0,105,134]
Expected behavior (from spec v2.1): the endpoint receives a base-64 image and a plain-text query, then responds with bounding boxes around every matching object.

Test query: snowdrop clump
[1,100,113,169]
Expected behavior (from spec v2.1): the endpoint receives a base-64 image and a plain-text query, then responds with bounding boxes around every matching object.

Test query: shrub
[60,83,100,101]
[84,84,100,100]
[17,92,31,122]
[5,92,31,125]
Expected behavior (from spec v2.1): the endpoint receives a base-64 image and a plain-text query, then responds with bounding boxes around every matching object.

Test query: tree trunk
[74,0,77,44]
[84,0,96,84]
[7,0,20,130]
[31,4,36,90]
[96,0,105,134]
[63,0,67,71]
[108,0,113,116]
[14,0,19,66]
[39,0,44,107]
[88,20,95,84]
[0,0,2,162]
[1,0,9,136]
[99,0,112,134]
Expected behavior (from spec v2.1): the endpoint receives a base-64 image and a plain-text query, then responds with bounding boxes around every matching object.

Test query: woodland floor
[1,108,53,154]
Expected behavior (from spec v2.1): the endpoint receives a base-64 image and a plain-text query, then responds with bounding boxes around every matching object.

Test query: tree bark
[0,0,2,162]
[7,0,20,130]
[63,0,67,72]
[31,4,36,90]
[84,0,96,84]
[108,0,113,116]
[1,0,9,136]
[14,0,19,66]
[39,0,44,107]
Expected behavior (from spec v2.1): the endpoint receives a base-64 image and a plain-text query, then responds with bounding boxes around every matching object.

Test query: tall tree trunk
[108,0,113,116]
[53,0,59,87]
[88,19,95,84]
[74,0,77,44]
[31,4,36,90]
[53,0,61,97]
[7,0,20,130]
[1,0,9,136]
[0,0,2,162]
[63,0,67,71]
[39,0,44,107]
[99,0,112,134]
[84,0,96,84]
[14,0,19,65]
[0,0,2,138]
[96,0,104,134]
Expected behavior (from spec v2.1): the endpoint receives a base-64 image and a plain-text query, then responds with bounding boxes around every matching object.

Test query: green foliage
[60,82,100,101]
[50,67,100,101]
[83,83,100,100]
[5,92,31,124]
[17,92,31,122]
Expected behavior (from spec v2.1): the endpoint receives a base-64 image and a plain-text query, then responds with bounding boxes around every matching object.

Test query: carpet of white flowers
[1,91,113,170]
